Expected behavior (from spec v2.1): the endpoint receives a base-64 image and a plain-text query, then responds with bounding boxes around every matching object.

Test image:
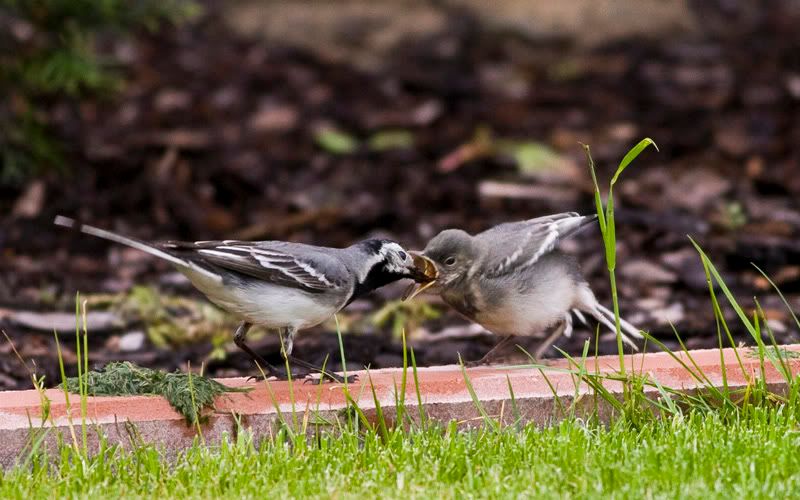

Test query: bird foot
[303,371,358,385]
[464,358,493,368]
[246,369,307,383]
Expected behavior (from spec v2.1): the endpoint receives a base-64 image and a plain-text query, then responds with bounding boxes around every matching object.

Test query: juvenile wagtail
[406,212,642,363]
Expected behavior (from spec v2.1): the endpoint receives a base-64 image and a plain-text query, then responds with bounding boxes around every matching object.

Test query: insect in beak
[403,252,438,301]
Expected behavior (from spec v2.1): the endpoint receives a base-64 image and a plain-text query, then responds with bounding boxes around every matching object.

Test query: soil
[2,3,800,390]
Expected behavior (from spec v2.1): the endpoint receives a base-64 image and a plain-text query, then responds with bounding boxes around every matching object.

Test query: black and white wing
[163,240,349,293]
[53,216,348,293]
[476,212,597,279]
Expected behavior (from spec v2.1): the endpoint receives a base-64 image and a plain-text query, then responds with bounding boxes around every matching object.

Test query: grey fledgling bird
[55,216,432,382]
[412,212,642,363]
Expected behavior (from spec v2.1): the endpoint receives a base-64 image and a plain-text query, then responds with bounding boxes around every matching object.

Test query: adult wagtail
[55,216,435,382]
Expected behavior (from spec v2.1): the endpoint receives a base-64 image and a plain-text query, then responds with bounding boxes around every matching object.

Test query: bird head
[347,239,438,304]
[363,240,435,281]
[404,229,475,300]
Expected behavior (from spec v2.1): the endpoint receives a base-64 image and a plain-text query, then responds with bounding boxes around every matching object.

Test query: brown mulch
[1,3,800,390]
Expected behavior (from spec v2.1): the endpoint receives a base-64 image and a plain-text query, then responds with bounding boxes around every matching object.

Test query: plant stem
[608,270,626,376]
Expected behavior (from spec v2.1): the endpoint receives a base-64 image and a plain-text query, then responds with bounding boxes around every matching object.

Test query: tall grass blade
[690,237,787,377]
[582,138,657,378]
[752,263,800,331]
[334,314,349,385]
[186,362,205,445]
[505,375,522,426]
[399,328,409,426]
[409,345,427,428]
[79,298,89,456]
[458,356,499,431]
[755,298,792,382]
[53,331,79,449]
[366,370,390,442]
[610,138,659,186]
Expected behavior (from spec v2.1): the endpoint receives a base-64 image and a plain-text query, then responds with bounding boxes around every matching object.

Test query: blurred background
[2,0,799,389]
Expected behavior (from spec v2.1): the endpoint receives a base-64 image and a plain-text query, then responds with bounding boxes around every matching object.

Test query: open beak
[403,252,438,301]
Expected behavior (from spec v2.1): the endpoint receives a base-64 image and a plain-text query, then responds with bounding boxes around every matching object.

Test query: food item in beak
[411,253,438,281]
[404,253,438,300]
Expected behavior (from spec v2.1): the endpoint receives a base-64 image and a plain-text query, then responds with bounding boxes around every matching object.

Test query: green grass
[584,137,658,373]
[3,410,800,498]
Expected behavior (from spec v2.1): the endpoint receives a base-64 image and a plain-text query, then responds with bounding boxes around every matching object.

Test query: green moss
[66,361,248,424]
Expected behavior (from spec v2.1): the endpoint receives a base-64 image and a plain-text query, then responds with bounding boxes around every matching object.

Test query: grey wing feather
[476,213,596,278]
[162,241,347,293]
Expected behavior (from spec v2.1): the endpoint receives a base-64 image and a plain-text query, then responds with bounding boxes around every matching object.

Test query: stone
[118,331,146,352]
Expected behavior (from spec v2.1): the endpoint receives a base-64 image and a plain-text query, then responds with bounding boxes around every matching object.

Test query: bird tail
[575,284,642,350]
[546,212,598,241]
[591,303,643,351]
[54,216,220,282]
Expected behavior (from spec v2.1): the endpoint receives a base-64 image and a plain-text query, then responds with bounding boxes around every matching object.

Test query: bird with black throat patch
[55,216,436,382]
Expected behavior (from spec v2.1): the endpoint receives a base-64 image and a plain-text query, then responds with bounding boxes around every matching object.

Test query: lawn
[3,407,800,499]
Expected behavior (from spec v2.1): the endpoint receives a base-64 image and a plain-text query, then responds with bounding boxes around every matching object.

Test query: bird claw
[244,366,356,385]
[246,371,306,383]
[464,359,491,368]
[302,372,358,385]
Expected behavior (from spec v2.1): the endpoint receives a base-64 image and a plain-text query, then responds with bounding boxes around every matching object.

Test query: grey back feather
[163,240,351,293]
[475,212,596,279]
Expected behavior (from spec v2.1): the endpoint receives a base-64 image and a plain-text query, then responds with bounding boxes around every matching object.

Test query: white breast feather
[476,263,577,336]
[181,268,340,329]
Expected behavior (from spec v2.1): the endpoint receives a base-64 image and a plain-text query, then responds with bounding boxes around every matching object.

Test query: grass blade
[610,138,658,187]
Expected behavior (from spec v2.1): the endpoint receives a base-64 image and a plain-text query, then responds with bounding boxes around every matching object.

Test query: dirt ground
[2,3,800,390]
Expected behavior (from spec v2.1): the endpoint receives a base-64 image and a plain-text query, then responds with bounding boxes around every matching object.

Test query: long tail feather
[54,216,220,282]
[571,308,588,326]
[591,305,642,351]
[595,303,643,339]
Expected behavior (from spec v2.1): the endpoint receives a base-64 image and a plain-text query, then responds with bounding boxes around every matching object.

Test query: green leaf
[581,143,607,235]
[610,138,659,187]
[314,128,359,154]
[367,130,414,151]
[65,361,248,424]
[509,142,563,174]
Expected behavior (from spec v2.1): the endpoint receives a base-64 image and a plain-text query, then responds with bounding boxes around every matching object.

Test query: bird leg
[278,327,295,358]
[466,335,517,367]
[532,318,569,361]
[466,316,572,367]
[279,327,358,384]
[234,322,302,380]
[235,322,355,383]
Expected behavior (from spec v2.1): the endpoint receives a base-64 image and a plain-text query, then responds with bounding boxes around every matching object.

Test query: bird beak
[410,252,438,281]
[403,252,438,301]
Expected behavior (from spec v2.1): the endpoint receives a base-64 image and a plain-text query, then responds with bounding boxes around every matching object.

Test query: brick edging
[1,345,797,467]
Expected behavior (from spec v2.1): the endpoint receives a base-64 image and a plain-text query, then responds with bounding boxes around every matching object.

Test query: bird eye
[398,251,407,261]
[444,256,456,266]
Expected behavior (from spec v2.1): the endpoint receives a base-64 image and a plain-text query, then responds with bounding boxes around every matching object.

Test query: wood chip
[478,181,578,204]
[11,180,45,218]
[10,311,124,333]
